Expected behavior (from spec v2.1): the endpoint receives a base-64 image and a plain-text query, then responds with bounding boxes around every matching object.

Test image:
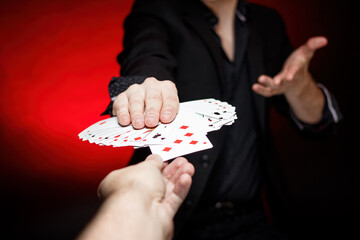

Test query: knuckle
[129,98,143,107]
[130,109,143,118]
[163,80,177,90]
[143,77,158,85]
[114,94,121,101]
[165,93,179,104]
[129,111,144,120]
[145,105,160,114]
[115,101,128,111]
[117,101,128,109]
[114,93,125,104]
[127,83,140,92]
[118,110,129,117]
[146,92,162,102]
[117,91,126,98]
[114,93,124,102]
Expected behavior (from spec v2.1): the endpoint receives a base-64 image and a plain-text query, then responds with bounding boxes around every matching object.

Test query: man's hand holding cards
[79,99,237,161]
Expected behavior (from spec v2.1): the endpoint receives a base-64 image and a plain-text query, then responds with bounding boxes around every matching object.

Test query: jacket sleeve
[101,0,178,116]
[118,0,177,80]
[101,75,148,116]
[259,6,342,136]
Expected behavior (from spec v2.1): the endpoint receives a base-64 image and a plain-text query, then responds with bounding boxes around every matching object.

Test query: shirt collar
[201,0,247,27]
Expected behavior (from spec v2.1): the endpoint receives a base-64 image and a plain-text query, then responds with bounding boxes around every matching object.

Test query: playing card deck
[78,98,237,161]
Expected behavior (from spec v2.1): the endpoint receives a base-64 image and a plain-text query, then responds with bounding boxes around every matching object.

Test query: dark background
[0,0,358,239]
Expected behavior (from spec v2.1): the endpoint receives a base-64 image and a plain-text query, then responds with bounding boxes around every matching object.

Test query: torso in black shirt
[198,3,261,205]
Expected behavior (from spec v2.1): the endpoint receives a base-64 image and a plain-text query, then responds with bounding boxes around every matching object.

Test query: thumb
[307,36,328,51]
[303,36,328,60]
[144,154,164,170]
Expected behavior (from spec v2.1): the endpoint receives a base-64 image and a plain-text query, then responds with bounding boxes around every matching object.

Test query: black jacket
[103,0,341,236]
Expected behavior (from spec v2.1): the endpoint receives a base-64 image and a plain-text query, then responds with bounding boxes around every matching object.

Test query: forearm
[77,191,164,240]
[285,73,325,124]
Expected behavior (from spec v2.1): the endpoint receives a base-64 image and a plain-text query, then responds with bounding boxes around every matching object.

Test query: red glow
[0,0,345,188]
[0,1,352,238]
[0,0,135,186]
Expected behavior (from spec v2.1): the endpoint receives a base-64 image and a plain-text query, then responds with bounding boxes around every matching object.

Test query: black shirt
[198,2,261,205]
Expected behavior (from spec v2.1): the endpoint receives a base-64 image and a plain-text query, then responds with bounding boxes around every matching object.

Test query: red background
[0,0,357,239]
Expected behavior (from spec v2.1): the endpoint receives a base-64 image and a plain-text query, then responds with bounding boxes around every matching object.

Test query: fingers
[162,157,194,216]
[127,85,146,129]
[252,83,272,97]
[143,79,179,127]
[253,36,328,98]
[144,154,164,170]
[173,173,192,201]
[302,36,328,61]
[144,86,163,127]
[162,157,194,192]
[160,81,179,123]
[306,36,328,52]
[113,93,130,126]
[252,75,282,97]
[259,74,275,87]
[113,83,146,129]
[112,77,179,129]
[171,159,194,200]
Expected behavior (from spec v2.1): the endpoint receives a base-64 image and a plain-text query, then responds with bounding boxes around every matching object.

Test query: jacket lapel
[182,13,228,100]
[181,2,266,130]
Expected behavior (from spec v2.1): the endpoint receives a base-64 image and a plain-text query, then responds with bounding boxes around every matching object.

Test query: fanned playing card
[78,98,237,161]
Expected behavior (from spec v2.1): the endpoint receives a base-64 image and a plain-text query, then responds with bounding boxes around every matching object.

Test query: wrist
[107,188,153,210]
[284,72,325,124]
[77,190,154,240]
[108,190,171,240]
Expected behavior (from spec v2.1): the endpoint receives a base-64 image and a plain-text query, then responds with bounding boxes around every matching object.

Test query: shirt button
[201,154,209,168]
[201,154,209,160]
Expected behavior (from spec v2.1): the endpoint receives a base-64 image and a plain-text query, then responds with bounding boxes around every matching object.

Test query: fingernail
[145,114,156,125]
[120,115,129,123]
[162,111,172,121]
[147,115,155,122]
[133,117,143,126]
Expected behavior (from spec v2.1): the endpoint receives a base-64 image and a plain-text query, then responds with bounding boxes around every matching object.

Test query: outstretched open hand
[97,155,194,240]
[112,77,179,129]
[252,36,328,97]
